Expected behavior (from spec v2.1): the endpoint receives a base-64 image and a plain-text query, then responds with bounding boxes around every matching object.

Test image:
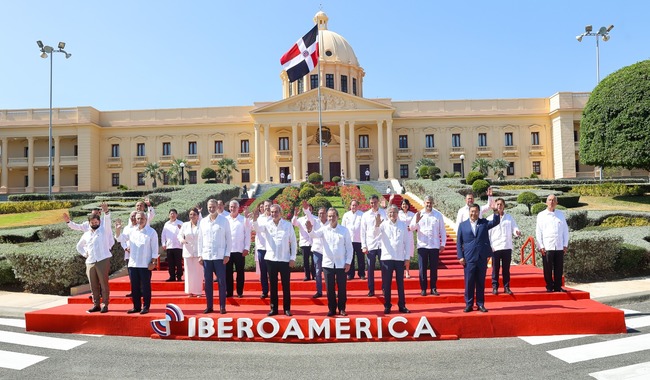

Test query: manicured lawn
[575,195,650,212]
[0,209,66,228]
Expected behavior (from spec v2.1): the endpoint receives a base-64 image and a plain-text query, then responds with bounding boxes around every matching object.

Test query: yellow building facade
[1,12,644,195]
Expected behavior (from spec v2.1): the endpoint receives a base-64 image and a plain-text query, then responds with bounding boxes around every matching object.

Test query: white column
[53,136,61,191]
[0,138,7,192]
[264,124,270,183]
[339,121,347,179]
[301,123,308,181]
[386,119,394,179]
[27,137,35,191]
[291,123,299,182]
[348,121,357,181]
[377,120,384,181]
[254,124,260,183]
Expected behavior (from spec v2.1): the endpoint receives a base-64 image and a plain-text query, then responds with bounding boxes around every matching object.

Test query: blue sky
[2,1,648,111]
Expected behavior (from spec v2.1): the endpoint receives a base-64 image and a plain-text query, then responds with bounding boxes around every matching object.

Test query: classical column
[27,137,34,192]
[264,124,270,183]
[291,122,299,182]
[339,121,347,179]
[254,124,260,183]
[377,120,384,181]
[348,121,357,181]
[1,138,7,192]
[301,123,308,181]
[386,119,394,179]
[53,136,61,191]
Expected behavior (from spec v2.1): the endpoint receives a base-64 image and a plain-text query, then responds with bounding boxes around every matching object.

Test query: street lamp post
[460,154,465,178]
[180,162,185,185]
[576,24,614,181]
[37,41,71,199]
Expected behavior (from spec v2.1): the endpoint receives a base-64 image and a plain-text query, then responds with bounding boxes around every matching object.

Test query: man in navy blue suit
[457,203,499,313]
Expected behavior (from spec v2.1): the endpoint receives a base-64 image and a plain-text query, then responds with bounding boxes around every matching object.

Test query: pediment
[251,88,394,114]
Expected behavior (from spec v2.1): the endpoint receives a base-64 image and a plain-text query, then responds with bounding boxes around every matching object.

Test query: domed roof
[314,11,360,67]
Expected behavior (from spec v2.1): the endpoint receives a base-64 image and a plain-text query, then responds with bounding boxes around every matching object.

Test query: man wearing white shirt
[253,200,273,299]
[125,211,159,315]
[302,204,327,298]
[198,199,232,314]
[307,208,353,317]
[535,194,570,293]
[226,200,251,298]
[64,207,101,232]
[410,195,447,296]
[135,198,155,225]
[487,198,521,295]
[360,195,386,296]
[376,205,410,314]
[341,200,365,280]
[161,209,183,282]
[292,204,315,281]
[75,202,113,313]
[456,187,494,227]
[253,204,298,316]
[216,200,230,217]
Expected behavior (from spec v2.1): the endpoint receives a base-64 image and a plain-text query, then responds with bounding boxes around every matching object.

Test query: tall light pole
[460,154,465,178]
[37,41,71,199]
[576,25,613,180]
[180,162,185,185]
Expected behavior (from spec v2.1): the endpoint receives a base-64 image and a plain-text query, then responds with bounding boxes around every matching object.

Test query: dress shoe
[303,277,309,281]
[347,276,354,281]
[226,294,233,298]
[399,307,411,314]
[431,288,439,296]
[220,309,227,315]
[360,276,366,280]
[546,288,554,293]
[327,311,336,317]
[384,308,391,314]
[477,306,488,313]
[492,287,498,295]
[237,294,243,298]
[87,306,101,313]
[339,310,348,316]
[268,310,278,316]
[140,308,149,315]
[125,293,132,297]
[312,292,322,299]
[100,305,109,313]
[176,277,183,282]
[203,308,214,314]
[284,310,293,317]
[260,294,268,299]
[556,288,568,292]
[367,292,375,297]
[463,306,472,313]
[165,278,175,282]
[504,287,513,295]
[420,290,427,296]
[126,308,141,314]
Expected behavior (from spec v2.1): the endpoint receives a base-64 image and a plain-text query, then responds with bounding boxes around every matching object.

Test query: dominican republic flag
[280,25,319,83]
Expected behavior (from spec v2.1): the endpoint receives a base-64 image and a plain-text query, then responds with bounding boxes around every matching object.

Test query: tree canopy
[580,59,650,171]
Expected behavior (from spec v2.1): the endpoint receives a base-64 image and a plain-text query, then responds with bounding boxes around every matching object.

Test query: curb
[594,291,650,307]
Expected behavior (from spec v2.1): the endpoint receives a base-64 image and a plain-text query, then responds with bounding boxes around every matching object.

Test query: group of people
[68,187,569,317]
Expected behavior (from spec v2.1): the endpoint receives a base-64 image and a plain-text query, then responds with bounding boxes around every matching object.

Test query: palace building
[1,12,643,195]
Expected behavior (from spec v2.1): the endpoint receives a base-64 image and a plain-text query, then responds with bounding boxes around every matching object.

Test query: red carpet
[25,265,626,342]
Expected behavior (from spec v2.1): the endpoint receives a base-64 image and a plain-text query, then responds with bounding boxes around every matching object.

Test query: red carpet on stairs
[26,264,626,342]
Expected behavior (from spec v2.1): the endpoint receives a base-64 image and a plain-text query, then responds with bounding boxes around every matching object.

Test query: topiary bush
[331,176,341,183]
[556,194,581,208]
[517,191,540,215]
[466,171,484,186]
[299,187,317,200]
[418,166,431,179]
[0,257,18,286]
[530,202,546,215]
[308,172,323,183]
[615,244,649,274]
[570,183,643,197]
[600,215,650,228]
[471,179,490,196]
[566,211,589,231]
[564,233,621,282]
[308,196,332,211]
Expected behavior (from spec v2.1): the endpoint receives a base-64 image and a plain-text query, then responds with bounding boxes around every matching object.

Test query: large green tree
[580,60,650,172]
[143,162,164,188]
[471,158,491,177]
[167,159,190,185]
[216,158,239,184]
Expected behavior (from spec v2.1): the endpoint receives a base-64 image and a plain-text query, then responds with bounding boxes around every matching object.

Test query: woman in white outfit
[398,198,415,279]
[178,207,203,297]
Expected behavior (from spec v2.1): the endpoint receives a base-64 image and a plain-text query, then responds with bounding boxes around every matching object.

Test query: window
[532,161,541,175]
[352,78,357,95]
[163,172,169,185]
[311,75,318,90]
[297,77,304,94]
[112,173,120,187]
[505,132,514,146]
[341,75,348,93]
[478,133,487,147]
[111,144,120,158]
[137,172,145,186]
[325,74,334,89]
[398,135,408,149]
[214,140,223,154]
[575,160,580,172]
[400,164,409,179]
[188,170,197,185]
[240,140,250,153]
[24,147,28,158]
[507,162,515,176]
[74,174,78,186]
[288,84,293,96]
[25,175,29,187]
[574,130,579,142]
[453,163,462,174]
[279,137,289,151]
[452,134,461,147]
[188,141,197,155]
[425,134,435,148]
[73,145,78,157]
[51,174,55,186]
[359,135,369,149]
[136,143,145,157]
[241,169,250,183]
[162,142,171,156]
[531,132,540,146]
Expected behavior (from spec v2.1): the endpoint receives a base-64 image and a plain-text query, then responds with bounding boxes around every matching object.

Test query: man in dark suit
[457,203,499,313]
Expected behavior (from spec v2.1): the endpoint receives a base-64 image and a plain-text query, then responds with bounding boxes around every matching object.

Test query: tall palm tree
[491,158,509,180]
[144,162,164,188]
[471,158,492,177]
[167,158,190,185]
[217,158,239,184]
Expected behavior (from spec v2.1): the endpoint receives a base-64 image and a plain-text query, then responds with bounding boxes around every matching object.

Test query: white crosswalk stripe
[589,361,650,380]
[547,333,650,363]
[0,349,48,371]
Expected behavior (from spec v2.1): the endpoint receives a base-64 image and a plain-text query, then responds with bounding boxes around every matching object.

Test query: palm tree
[167,158,190,185]
[143,162,164,188]
[216,158,239,184]
[471,158,492,177]
[491,158,509,180]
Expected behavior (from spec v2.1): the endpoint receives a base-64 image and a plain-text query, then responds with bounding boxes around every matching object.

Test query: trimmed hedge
[0,200,77,214]
[570,183,644,197]
[556,194,581,208]
[466,171,484,186]
[564,233,621,282]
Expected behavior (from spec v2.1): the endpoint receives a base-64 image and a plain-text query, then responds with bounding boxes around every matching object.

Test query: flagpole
[317,25,323,179]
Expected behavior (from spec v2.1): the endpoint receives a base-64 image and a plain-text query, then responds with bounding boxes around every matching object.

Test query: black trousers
[324,267,347,313]
[348,242,365,279]
[301,245,315,280]
[491,249,512,288]
[266,260,291,312]
[381,260,405,310]
[417,248,439,291]
[166,248,183,280]
[226,251,246,297]
[543,250,564,291]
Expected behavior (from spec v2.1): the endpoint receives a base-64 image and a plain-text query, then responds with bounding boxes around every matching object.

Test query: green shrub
[570,183,643,197]
[0,200,77,214]
[615,244,649,273]
[600,215,650,228]
[472,179,490,196]
[556,194,581,208]
[564,233,621,282]
[0,258,18,286]
[466,171,484,185]
[308,196,332,211]
[530,202,546,215]
[308,172,323,183]
[418,166,431,179]
[517,192,540,215]
[331,176,341,183]
[566,211,589,231]
[428,166,441,180]
[299,187,316,200]
[299,182,315,190]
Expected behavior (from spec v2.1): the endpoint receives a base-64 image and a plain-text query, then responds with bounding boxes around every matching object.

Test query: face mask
[91,224,100,230]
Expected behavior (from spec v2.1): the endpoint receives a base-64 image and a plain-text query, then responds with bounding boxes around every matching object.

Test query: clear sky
[2,0,648,112]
